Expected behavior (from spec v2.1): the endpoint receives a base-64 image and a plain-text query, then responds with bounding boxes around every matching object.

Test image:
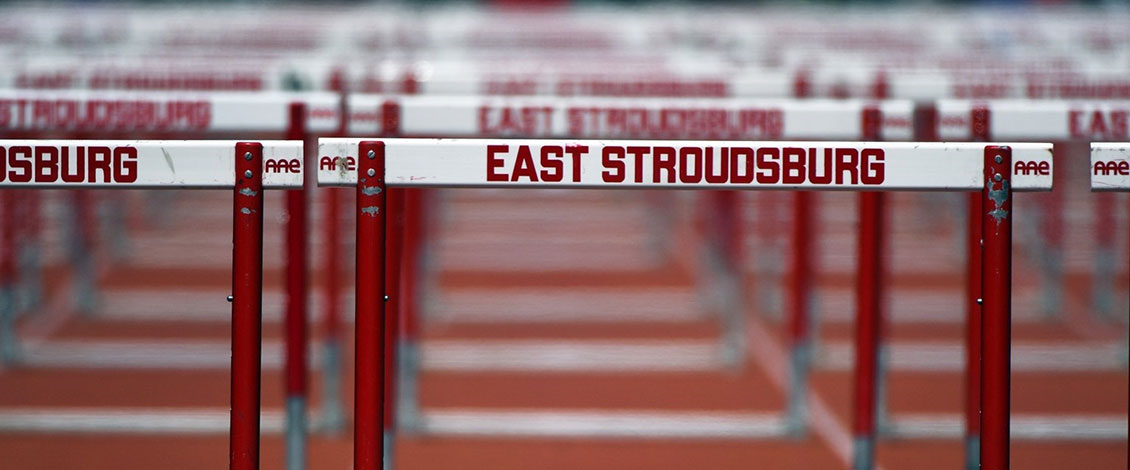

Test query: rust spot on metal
[361,206,379,217]
[986,179,1009,225]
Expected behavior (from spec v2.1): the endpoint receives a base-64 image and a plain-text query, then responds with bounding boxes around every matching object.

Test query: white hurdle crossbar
[317,138,1052,470]
[0,139,302,470]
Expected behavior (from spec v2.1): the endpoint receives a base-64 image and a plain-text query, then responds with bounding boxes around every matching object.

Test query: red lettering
[511,145,538,182]
[627,146,649,183]
[704,148,728,184]
[730,147,754,184]
[861,149,884,184]
[114,147,138,182]
[88,146,112,182]
[782,147,805,184]
[7,146,32,182]
[34,146,58,182]
[807,148,833,184]
[539,146,564,182]
[755,148,780,184]
[565,145,587,183]
[679,147,702,183]
[835,148,859,184]
[486,144,508,182]
[653,146,677,183]
[602,146,626,183]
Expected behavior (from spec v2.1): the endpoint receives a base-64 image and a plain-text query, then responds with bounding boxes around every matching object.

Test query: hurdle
[0,89,341,470]
[345,94,915,447]
[316,137,1052,470]
[0,139,303,469]
[1089,143,1130,367]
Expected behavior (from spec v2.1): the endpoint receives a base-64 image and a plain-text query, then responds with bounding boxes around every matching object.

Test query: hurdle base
[852,436,875,470]
[319,338,346,434]
[286,395,307,470]
[965,434,980,470]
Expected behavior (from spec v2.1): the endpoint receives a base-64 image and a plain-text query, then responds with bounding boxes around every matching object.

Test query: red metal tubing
[231,142,264,470]
[0,192,14,287]
[402,190,423,343]
[980,146,1012,470]
[788,191,812,346]
[853,191,885,468]
[385,188,405,432]
[323,188,342,341]
[355,141,387,470]
[965,193,982,440]
[285,102,308,399]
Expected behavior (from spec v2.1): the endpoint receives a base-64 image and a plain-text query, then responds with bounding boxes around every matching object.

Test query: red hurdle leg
[284,102,309,470]
[786,190,813,436]
[71,189,97,314]
[321,85,351,433]
[980,146,1012,470]
[385,187,405,467]
[399,188,424,432]
[356,141,387,470]
[853,191,885,470]
[1093,192,1116,316]
[1,191,17,364]
[321,186,346,432]
[964,192,982,470]
[231,142,265,470]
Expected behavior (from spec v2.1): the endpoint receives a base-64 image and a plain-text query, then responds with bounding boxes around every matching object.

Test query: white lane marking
[20,337,1123,373]
[816,340,1128,372]
[435,249,660,271]
[436,288,705,323]
[420,409,788,439]
[423,340,722,372]
[85,289,355,323]
[745,316,858,468]
[888,413,1129,441]
[19,339,319,370]
[814,289,1059,324]
[0,407,1121,441]
[0,408,285,434]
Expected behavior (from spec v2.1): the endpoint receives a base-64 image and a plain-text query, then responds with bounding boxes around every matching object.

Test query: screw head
[994,173,1002,181]
[976,298,983,305]
[244,170,253,178]
[244,152,253,161]
[368,150,375,159]
[227,295,234,302]
[367,168,376,177]
[994,155,1003,164]
[384,295,390,301]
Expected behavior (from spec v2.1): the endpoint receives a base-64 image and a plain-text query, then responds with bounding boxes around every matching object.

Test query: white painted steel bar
[1091,144,1130,191]
[317,138,1052,191]
[347,95,914,140]
[0,90,341,133]
[939,101,1130,141]
[0,140,303,188]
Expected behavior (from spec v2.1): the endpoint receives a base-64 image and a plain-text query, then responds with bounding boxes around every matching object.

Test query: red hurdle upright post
[786,189,812,436]
[852,105,887,470]
[966,104,990,470]
[965,183,983,470]
[385,186,405,466]
[980,146,1012,470]
[852,190,885,470]
[355,141,387,470]
[284,102,309,470]
[231,142,265,470]
[0,191,17,364]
